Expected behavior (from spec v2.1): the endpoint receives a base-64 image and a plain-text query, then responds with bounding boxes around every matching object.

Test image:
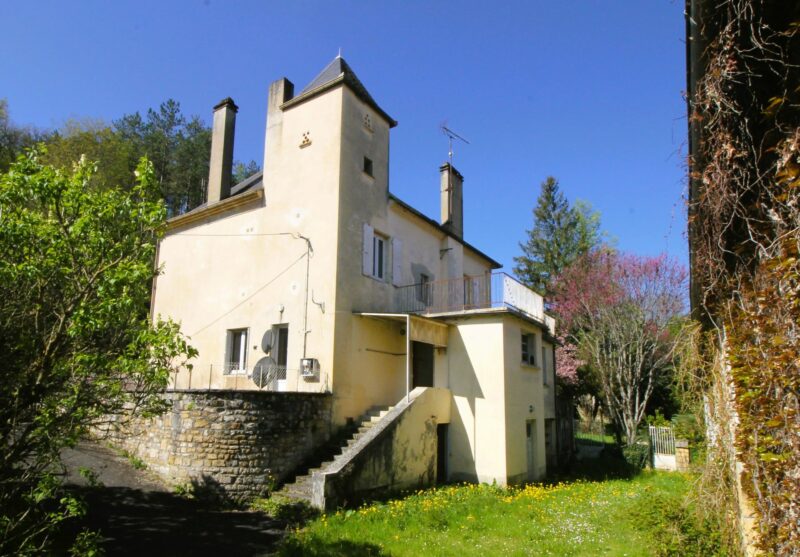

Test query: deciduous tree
[0,151,195,554]
[552,251,687,445]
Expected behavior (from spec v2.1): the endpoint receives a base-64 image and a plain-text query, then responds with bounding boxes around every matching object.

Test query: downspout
[406,314,411,403]
[302,238,311,358]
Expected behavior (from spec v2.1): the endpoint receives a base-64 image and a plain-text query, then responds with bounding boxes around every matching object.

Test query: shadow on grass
[58,485,286,557]
[549,443,640,483]
[278,537,388,556]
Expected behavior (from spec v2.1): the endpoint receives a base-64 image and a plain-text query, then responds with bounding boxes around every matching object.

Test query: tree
[0,151,195,554]
[43,118,134,190]
[232,159,261,185]
[114,100,212,215]
[552,251,687,445]
[513,177,601,296]
[0,99,49,173]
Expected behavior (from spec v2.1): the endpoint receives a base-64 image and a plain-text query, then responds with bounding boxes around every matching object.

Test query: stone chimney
[440,162,464,238]
[207,97,238,204]
[263,78,294,174]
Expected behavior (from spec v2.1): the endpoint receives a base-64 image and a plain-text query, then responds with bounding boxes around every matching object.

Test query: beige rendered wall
[335,315,407,421]
[446,315,509,484]
[503,316,549,483]
[153,86,346,393]
[330,87,396,423]
[314,386,451,510]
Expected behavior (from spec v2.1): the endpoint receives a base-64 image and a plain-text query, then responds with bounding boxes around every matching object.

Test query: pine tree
[513,177,600,296]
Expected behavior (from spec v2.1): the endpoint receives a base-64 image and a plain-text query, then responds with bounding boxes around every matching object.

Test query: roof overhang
[355,312,449,347]
[165,188,263,231]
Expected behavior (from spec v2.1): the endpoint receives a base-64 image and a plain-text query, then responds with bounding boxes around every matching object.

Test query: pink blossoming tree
[551,250,687,445]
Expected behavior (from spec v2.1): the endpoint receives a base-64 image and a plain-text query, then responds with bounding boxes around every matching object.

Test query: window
[418,273,431,304]
[542,346,548,384]
[226,328,249,374]
[372,233,386,279]
[464,275,477,307]
[363,156,373,177]
[521,332,537,367]
[363,224,402,285]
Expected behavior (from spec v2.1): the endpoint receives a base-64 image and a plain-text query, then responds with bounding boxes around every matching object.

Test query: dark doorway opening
[437,423,448,483]
[411,341,434,387]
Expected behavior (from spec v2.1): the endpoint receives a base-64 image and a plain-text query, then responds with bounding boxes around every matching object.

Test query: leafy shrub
[631,491,727,556]
[671,414,704,445]
[622,443,650,471]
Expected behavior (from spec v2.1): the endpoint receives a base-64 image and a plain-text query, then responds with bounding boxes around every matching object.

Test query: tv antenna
[441,125,470,165]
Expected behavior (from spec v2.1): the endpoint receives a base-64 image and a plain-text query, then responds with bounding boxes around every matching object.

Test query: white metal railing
[499,274,544,321]
[222,362,248,375]
[649,426,675,455]
[393,272,547,324]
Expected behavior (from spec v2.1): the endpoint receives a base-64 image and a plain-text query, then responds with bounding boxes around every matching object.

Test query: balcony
[393,272,553,329]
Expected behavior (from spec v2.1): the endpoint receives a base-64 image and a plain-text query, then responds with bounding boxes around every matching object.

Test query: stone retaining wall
[100,390,333,500]
[313,387,450,510]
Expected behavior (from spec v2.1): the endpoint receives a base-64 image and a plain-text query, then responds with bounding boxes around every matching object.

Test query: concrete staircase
[271,405,394,504]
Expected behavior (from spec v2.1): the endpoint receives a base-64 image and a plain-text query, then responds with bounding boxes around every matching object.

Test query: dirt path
[60,442,287,556]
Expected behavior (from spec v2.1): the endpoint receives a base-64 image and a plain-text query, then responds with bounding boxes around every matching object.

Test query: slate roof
[301,56,377,105]
[284,56,397,127]
[167,171,263,222]
[230,170,263,196]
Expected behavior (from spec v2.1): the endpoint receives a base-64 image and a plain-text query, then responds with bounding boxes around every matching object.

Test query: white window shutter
[362,223,374,276]
[391,237,403,286]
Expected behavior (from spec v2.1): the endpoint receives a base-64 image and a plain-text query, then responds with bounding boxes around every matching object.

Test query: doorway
[411,341,434,387]
[436,423,448,483]
[526,419,537,482]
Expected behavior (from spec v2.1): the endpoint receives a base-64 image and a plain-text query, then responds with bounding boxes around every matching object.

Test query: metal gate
[648,426,676,471]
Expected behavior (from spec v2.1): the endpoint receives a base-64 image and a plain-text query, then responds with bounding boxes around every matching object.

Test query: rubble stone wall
[101,390,333,500]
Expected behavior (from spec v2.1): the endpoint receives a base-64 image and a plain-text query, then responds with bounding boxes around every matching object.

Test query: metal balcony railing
[393,272,547,324]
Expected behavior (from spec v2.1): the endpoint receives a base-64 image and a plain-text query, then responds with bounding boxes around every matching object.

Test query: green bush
[631,491,727,556]
[622,443,650,471]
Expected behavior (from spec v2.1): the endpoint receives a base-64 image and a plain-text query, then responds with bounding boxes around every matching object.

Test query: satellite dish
[261,330,274,353]
[252,356,276,388]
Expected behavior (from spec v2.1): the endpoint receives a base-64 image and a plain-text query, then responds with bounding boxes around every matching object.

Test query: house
[151,56,558,505]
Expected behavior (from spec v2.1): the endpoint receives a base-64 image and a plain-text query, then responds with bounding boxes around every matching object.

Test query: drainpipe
[406,315,411,403]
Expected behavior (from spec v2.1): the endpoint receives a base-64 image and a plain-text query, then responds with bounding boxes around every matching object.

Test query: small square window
[521,333,537,366]
[226,328,249,374]
[363,156,373,177]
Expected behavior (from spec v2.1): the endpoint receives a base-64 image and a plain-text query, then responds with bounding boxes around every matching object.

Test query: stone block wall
[675,439,691,472]
[100,390,333,500]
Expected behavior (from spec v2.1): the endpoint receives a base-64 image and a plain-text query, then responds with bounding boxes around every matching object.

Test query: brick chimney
[440,162,464,238]
[207,97,238,204]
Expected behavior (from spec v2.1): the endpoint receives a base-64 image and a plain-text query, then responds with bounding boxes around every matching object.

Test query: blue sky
[1,1,688,271]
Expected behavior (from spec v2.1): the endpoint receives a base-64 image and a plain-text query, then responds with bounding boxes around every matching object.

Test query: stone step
[273,405,396,503]
[366,408,393,424]
[364,405,390,418]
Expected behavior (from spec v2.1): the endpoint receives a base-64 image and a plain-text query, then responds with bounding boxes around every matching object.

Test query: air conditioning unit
[300,358,319,378]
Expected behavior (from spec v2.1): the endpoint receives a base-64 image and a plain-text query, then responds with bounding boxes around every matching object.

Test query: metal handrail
[393,272,546,323]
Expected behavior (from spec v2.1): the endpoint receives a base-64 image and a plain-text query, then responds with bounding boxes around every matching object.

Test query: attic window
[363,157,373,177]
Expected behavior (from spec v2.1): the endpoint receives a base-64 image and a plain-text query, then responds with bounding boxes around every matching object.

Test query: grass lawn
[275,471,718,556]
